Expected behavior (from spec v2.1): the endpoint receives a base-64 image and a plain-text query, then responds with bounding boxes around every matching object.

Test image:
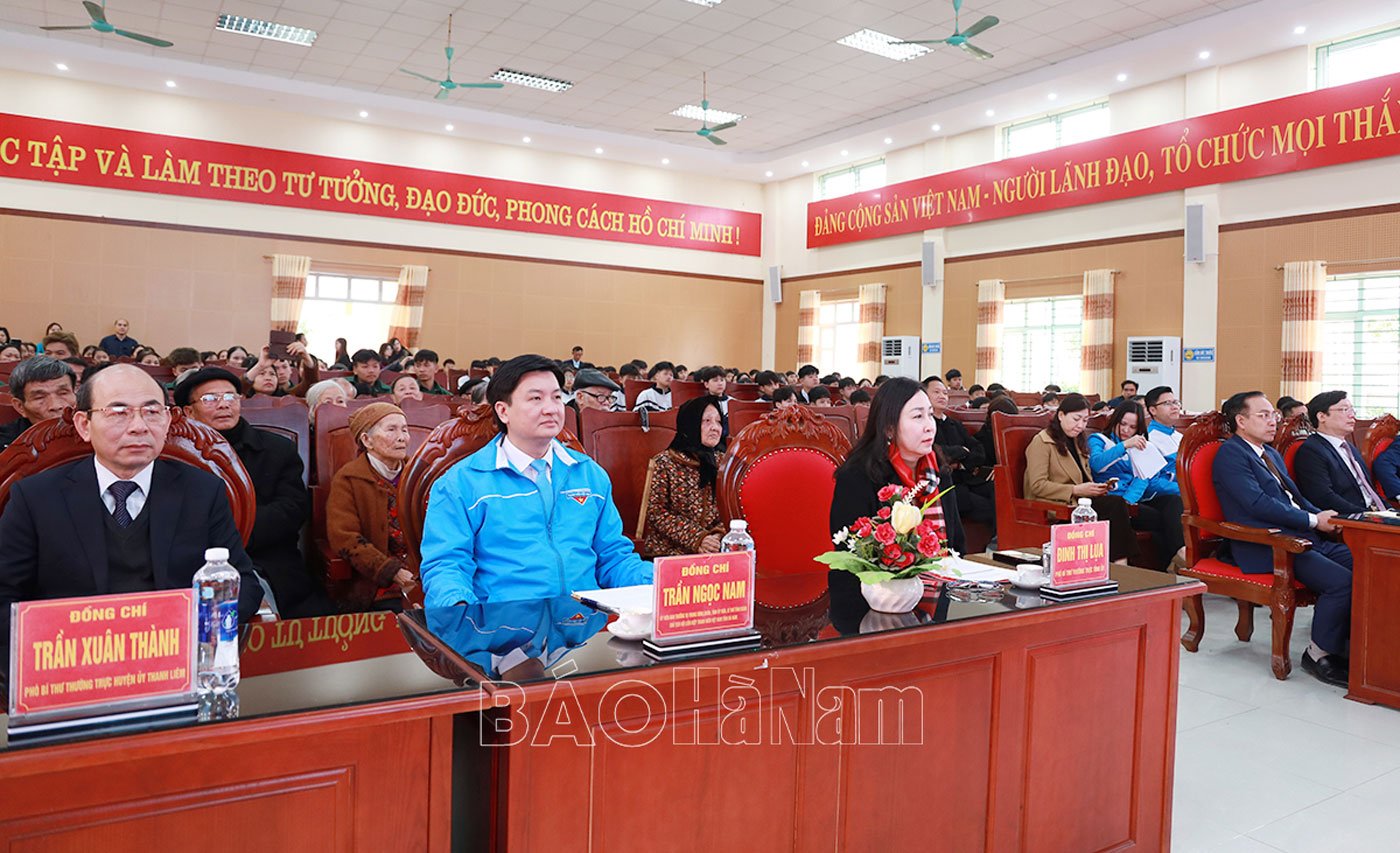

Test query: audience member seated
[0,326,10,347]
[1142,385,1185,468]
[925,375,994,527]
[0,343,22,363]
[571,368,623,413]
[634,361,675,411]
[224,346,250,370]
[266,342,319,397]
[349,348,392,397]
[965,382,985,398]
[306,378,350,426]
[331,338,351,370]
[977,395,1019,465]
[1275,395,1307,424]
[754,370,781,401]
[850,388,871,404]
[837,377,858,403]
[391,374,424,405]
[165,347,203,387]
[564,345,590,371]
[419,355,652,607]
[829,377,966,554]
[41,332,79,361]
[945,368,965,391]
[796,364,820,403]
[326,403,417,610]
[1214,391,1353,687]
[772,386,798,408]
[1039,392,1060,410]
[176,367,328,617]
[135,347,162,366]
[0,356,77,451]
[379,341,408,373]
[61,357,89,382]
[411,349,451,395]
[695,365,730,416]
[675,364,689,381]
[1294,390,1387,514]
[1086,400,1185,571]
[808,385,833,407]
[0,364,263,665]
[1375,437,1400,505]
[97,318,139,359]
[1107,379,1139,408]
[1044,384,1062,394]
[1024,392,1139,564]
[640,395,726,558]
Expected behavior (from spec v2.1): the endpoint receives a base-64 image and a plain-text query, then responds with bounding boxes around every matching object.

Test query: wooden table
[1336,518,1400,708]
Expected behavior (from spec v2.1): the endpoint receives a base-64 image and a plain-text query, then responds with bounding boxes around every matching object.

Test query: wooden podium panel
[1337,519,1400,709]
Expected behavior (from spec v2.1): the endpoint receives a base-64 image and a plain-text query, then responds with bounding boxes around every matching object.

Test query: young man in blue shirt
[420,354,652,607]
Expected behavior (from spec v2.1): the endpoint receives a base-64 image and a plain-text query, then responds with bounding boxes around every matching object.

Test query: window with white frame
[817,299,863,380]
[298,271,398,365]
[817,159,886,200]
[1321,272,1400,417]
[1002,102,1110,159]
[1001,296,1082,392]
[1316,27,1400,88]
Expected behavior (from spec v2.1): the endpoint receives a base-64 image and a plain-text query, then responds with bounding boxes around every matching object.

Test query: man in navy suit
[1375,439,1400,506]
[1214,391,1352,687]
[0,364,263,669]
[1294,391,1387,515]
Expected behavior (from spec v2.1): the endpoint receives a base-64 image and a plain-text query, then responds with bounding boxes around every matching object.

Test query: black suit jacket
[1294,432,1373,515]
[0,456,263,664]
[934,415,986,478]
[0,416,32,452]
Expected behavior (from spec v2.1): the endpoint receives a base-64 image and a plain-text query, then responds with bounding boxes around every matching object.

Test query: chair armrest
[314,537,352,582]
[1183,515,1312,553]
[1013,498,1073,524]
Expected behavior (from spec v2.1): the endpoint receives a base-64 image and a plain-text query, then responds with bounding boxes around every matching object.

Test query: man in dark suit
[177,366,328,618]
[0,364,263,666]
[1375,439,1400,506]
[1214,391,1352,687]
[924,375,993,526]
[1294,390,1387,515]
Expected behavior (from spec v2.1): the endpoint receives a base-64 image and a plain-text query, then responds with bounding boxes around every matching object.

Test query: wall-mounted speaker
[921,240,941,287]
[767,265,782,303]
[1185,203,1205,263]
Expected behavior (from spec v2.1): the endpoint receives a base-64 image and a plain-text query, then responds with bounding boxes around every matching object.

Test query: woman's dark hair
[486,354,565,432]
[849,388,871,404]
[842,377,931,483]
[0,327,8,343]
[379,342,395,360]
[227,346,248,362]
[334,338,349,359]
[1046,392,1091,457]
[986,395,1019,417]
[1103,399,1147,439]
[669,395,723,489]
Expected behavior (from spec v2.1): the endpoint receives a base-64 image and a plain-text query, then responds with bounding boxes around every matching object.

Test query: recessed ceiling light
[1048,92,1058,100]
[1116,72,1128,82]
[55,62,68,71]
[883,137,893,144]
[358,110,368,118]
[1198,50,1210,60]
[765,170,774,177]
[683,0,723,7]
[661,158,670,165]
[444,123,454,131]
[840,149,849,157]
[215,14,317,47]
[522,136,531,143]
[800,160,809,167]
[672,103,744,125]
[1293,25,1306,35]
[985,108,995,117]
[930,123,940,132]
[594,147,604,154]
[492,68,572,92]
[837,28,929,62]
[165,80,177,88]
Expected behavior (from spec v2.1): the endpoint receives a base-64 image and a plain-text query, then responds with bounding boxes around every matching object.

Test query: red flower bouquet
[816,481,953,583]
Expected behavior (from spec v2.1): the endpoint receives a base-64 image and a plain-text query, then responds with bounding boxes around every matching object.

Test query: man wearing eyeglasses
[1294,391,1387,516]
[1143,386,1185,478]
[570,369,624,413]
[0,365,264,666]
[175,367,326,617]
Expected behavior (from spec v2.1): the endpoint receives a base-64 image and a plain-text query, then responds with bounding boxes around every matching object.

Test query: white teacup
[613,610,653,636]
[1015,564,1045,585]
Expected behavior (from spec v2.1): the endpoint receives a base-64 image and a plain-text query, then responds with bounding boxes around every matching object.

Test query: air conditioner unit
[1125,336,1181,391]
[880,336,920,380]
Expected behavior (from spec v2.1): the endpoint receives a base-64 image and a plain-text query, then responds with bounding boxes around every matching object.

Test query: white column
[1181,68,1220,411]
[760,182,781,370]
[919,228,946,379]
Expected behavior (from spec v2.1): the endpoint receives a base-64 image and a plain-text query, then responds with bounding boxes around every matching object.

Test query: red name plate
[9,590,195,720]
[652,551,756,643]
[1051,522,1111,588]
[241,611,407,678]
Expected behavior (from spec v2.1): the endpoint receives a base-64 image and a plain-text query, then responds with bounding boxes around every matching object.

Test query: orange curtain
[1079,269,1116,397]
[796,290,821,366]
[975,279,1004,387]
[270,254,311,333]
[856,283,887,381]
[1281,261,1325,401]
[387,265,429,348]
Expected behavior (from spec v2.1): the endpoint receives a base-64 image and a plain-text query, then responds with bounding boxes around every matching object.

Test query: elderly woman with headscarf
[325,402,417,609]
[639,395,727,557]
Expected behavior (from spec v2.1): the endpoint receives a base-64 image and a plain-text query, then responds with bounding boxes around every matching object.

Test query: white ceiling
[0,0,1396,178]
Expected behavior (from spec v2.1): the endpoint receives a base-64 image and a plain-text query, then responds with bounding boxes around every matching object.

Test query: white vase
[859,577,924,613]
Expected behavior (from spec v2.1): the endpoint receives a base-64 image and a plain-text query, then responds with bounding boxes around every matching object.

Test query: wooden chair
[0,394,18,427]
[0,362,16,385]
[726,400,775,436]
[853,403,870,438]
[670,380,706,409]
[718,405,851,582]
[988,411,1067,550]
[397,404,585,568]
[622,378,651,410]
[1272,412,1313,478]
[243,401,311,486]
[1362,414,1399,504]
[951,408,987,436]
[727,383,761,402]
[1009,391,1042,407]
[0,407,256,544]
[1177,411,1317,679]
[241,393,309,410]
[577,408,678,540]
[815,404,858,444]
[1352,418,1375,450]
[947,391,970,409]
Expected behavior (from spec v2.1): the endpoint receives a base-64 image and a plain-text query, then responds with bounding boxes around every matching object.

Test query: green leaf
[814,552,877,573]
[855,570,897,584]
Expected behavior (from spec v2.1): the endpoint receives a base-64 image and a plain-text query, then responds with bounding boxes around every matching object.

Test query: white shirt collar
[496,434,577,475]
[1319,431,1350,452]
[1241,436,1267,457]
[366,453,403,481]
[94,457,154,496]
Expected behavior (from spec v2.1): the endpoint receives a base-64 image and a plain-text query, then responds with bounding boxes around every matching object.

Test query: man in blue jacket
[421,354,652,608]
[1213,391,1352,687]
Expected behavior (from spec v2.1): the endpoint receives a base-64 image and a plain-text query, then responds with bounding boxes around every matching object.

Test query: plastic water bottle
[720,520,755,553]
[1071,497,1099,525]
[193,547,240,695]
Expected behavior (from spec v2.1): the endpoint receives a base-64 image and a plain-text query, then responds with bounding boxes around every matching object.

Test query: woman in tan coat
[326,402,417,609]
[1024,393,1138,563]
[640,395,726,557]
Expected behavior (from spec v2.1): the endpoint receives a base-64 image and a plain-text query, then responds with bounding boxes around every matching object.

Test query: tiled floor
[1173,595,1400,851]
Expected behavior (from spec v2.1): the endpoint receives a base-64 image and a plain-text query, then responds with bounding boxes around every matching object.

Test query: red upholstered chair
[727,383,761,402]
[1363,414,1398,504]
[241,394,309,410]
[947,391,970,409]
[577,408,678,539]
[0,394,18,427]
[816,404,858,444]
[243,399,311,486]
[0,362,16,385]
[1352,418,1375,450]
[853,403,870,438]
[726,400,775,436]
[670,380,706,409]
[1272,412,1312,478]
[1177,411,1316,679]
[717,405,851,582]
[952,408,987,436]
[0,407,256,544]
[622,378,650,410]
[988,411,1066,549]
[1009,391,1042,407]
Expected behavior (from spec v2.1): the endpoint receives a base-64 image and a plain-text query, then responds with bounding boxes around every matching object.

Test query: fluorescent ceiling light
[215,14,318,46]
[671,103,744,125]
[1198,50,1211,59]
[55,62,68,71]
[522,136,531,143]
[594,147,604,154]
[1116,72,1128,82]
[662,158,670,164]
[683,0,723,6]
[492,68,573,92]
[445,123,454,131]
[837,29,929,62]
[1293,25,1306,35]
[358,110,368,118]
[765,170,773,177]
[165,80,177,88]
[930,123,940,132]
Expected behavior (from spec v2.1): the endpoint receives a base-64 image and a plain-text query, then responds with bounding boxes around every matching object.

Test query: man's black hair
[754,370,780,387]
[772,386,796,404]
[1121,378,1139,390]
[486,355,564,433]
[967,384,985,395]
[647,361,675,379]
[694,365,726,384]
[8,355,76,402]
[808,385,831,402]
[797,364,819,379]
[1143,386,1174,409]
[1306,390,1349,429]
[945,368,962,380]
[1044,384,1062,393]
[838,377,857,389]
[1222,391,1267,434]
[351,348,380,365]
[412,349,440,364]
[986,383,1005,393]
[850,388,872,404]
[619,363,641,378]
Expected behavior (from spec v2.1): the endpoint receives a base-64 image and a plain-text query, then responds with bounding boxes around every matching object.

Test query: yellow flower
[890,501,922,535]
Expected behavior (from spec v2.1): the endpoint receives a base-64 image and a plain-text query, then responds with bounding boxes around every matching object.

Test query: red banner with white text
[0,113,761,256]
[808,72,1400,247]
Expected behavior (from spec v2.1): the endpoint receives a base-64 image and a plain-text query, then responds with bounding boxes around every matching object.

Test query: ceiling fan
[41,1,173,48]
[654,73,739,146]
[894,0,999,60]
[400,15,503,99]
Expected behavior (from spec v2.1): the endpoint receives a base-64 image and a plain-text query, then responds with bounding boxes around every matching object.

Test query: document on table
[925,556,1020,582]
[572,585,654,615]
[1148,429,1182,457]
[1127,443,1169,479]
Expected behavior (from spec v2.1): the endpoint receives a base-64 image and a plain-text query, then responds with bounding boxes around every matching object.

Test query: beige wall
[1217,207,1400,400]
[773,265,922,375]
[0,212,763,369]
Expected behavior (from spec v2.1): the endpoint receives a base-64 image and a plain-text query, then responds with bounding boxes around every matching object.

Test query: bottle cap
[1078,498,1092,506]
[204,547,230,562]
[729,519,748,530]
